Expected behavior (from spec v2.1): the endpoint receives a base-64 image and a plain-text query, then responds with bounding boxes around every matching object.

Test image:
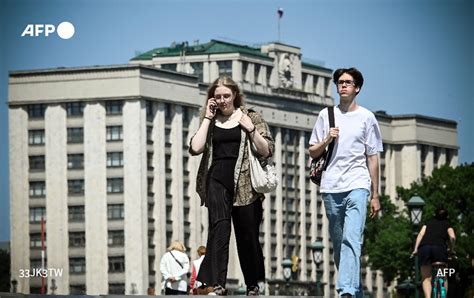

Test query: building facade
[9,40,458,297]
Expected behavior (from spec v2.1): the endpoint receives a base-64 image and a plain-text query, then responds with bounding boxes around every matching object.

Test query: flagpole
[277,8,283,42]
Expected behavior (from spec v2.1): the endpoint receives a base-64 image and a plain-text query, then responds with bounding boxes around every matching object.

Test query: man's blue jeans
[322,189,369,298]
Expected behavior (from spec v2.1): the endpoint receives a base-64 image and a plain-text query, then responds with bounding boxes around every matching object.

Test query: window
[69,232,85,247]
[30,181,46,198]
[242,61,249,81]
[147,126,153,144]
[147,152,153,170]
[67,127,83,143]
[29,207,46,223]
[66,102,85,116]
[109,257,125,273]
[108,204,124,220]
[148,177,154,195]
[146,101,154,121]
[107,152,123,168]
[266,66,273,85]
[107,178,124,193]
[161,63,177,71]
[108,230,124,246]
[29,130,45,145]
[106,101,123,115]
[165,103,172,124]
[68,206,85,222]
[68,180,84,195]
[68,154,84,169]
[29,155,45,171]
[27,104,46,118]
[217,60,232,76]
[30,233,44,248]
[254,64,261,84]
[109,283,125,294]
[70,285,86,295]
[70,257,86,274]
[30,259,43,270]
[106,126,123,141]
[190,62,203,81]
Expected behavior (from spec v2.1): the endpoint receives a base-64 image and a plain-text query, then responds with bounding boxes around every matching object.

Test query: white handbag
[248,140,278,193]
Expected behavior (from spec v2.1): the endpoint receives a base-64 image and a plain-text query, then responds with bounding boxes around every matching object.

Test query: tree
[0,248,10,292]
[365,164,474,294]
[364,195,413,283]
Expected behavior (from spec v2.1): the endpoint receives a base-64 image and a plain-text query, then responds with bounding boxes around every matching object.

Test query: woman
[160,241,190,295]
[189,245,206,293]
[412,206,456,298]
[189,75,274,295]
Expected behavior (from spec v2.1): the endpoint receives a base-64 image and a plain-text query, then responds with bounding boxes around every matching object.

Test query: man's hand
[369,194,380,219]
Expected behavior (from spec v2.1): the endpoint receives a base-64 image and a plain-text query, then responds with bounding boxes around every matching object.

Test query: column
[274,128,284,278]
[152,102,167,285]
[9,107,30,293]
[45,104,69,294]
[84,102,108,294]
[123,100,148,294]
[170,105,184,241]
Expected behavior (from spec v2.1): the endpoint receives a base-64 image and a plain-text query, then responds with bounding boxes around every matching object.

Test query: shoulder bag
[248,140,278,193]
[309,106,335,186]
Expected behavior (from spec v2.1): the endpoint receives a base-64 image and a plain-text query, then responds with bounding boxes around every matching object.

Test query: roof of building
[130,39,330,71]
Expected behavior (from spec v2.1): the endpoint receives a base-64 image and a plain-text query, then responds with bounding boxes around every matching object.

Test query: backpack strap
[323,107,336,171]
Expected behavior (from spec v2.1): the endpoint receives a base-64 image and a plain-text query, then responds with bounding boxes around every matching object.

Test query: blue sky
[0,0,472,241]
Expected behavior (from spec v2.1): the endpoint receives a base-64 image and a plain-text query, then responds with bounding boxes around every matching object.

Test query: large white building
[8,40,458,297]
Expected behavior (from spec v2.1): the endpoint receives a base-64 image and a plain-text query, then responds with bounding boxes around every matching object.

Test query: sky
[0,0,472,241]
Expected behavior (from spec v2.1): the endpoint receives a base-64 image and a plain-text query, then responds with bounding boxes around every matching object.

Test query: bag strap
[169,251,184,269]
[323,107,336,171]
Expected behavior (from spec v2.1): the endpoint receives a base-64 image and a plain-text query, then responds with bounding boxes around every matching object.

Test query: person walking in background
[309,67,383,297]
[189,75,274,296]
[189,245,206,294]
[160,241,190,295]
[412,206,456,298]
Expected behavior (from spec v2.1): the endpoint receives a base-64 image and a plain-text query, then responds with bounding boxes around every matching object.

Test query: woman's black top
[419,219,450,247]
[208,125,241,191]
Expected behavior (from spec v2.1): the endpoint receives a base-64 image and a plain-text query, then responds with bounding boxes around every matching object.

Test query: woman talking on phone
[189,75,274,296]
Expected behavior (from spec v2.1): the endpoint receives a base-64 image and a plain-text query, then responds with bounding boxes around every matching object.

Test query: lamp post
[407,194,425,298]
[282,258,292,295]
[310,240,324,296]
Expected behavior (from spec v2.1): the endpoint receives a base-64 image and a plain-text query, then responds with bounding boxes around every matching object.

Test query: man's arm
[367,154,380,219]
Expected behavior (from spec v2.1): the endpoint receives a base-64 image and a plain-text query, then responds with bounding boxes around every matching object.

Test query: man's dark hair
[333,67,364,90]
[434,206,448,220]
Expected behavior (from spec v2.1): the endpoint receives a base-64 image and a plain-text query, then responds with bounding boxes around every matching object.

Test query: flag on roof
[277,7,284,18]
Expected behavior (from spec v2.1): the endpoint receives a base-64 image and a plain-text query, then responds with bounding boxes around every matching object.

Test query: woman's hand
[238,114,255,133]
[206,98,218,119]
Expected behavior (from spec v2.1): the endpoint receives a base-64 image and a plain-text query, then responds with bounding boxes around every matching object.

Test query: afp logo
[21,21,75,39]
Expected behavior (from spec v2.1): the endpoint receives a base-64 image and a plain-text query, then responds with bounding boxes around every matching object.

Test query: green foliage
[0,249,10,291]
[365,163,474,289]
[364,195,413,283]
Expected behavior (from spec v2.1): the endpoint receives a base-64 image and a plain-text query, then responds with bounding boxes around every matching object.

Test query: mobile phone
[211,105,217,114]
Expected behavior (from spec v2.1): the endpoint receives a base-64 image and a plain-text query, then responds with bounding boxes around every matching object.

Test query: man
[309,67,383,297]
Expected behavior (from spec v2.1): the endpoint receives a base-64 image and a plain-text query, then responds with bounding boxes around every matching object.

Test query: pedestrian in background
[160,241,190,295]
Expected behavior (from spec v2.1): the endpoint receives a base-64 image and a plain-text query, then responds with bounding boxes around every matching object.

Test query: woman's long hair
[199,75,245,121]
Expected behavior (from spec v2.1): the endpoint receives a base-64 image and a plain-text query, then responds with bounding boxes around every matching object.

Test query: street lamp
[310,240,324,296]
[407,194,425,298]
[282,258,292,282]
[282,258,292,296]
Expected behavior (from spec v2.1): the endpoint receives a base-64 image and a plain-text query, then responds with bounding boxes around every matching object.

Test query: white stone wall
[84,102,108,294]
[9,107,30,293]
[45,105,69,294]
[123,100,148,294]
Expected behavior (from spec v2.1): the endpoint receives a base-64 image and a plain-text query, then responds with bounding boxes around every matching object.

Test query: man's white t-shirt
[309,105,383,193]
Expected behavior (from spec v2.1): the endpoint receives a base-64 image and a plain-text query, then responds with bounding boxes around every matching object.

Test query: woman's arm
[412,225,426,255]
[190,119,212,155]
[190,99,217,155]
[447,227,456,252]
[239,113,272,158]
